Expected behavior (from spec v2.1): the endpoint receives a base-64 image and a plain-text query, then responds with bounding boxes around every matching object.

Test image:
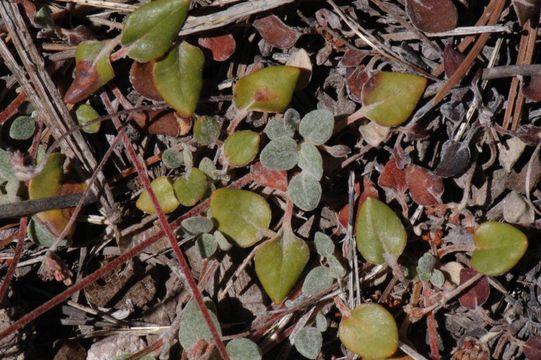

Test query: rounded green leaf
[299,109,334,145]
[162,148,184,169]
[297,143,323,180]
[136,176,180,214]
[173,168,209,207]
[226,338,262,360]
[314,232,335,257]
[75,104,101,134]
[9,116,35,140]
[301,266,334,297]
[355,197,407,265]
[181,216,214,235]
[178,299,221,350]
[233,66,301,112]
[254,229,310,303]
[294,327,323,360]
[153,41,205,117]
[223,130,260,167]
[288,172,322,212]
[197,233,218,258]
[264,117,295,140]
[471,222,528,276]
[338,303,398,359]
[194,116,221,145]
[210,188,272,247]
[361,71,427,127]
[260,137,298,171]
[121,0,190,62]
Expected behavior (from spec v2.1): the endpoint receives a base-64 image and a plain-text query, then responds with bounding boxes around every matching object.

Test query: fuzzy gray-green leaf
[264,117,295,140]
[298,143,323,180]
[10,116,35,140]
[299,109,334,145]
[288,172,321,211]
[260,137,298,171]
[226,338,262,360]
[294,327,323,360]
[302,266,334,297]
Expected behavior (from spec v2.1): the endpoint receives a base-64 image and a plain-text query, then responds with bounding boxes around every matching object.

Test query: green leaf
[75,104,101,134]
[0,149,16,182]
[255,229,310,303]
[316,312,328,332]
[173,168,209,207]
[178,299,221,350]
[223,130,260,167]
[314,232,334,258]
[121,0,190,62]
[28,217,68,248]
[327,255,346,279]
[197,233,218,258]
[355,197,407,265]
[226,338,262,360]
[9,116,35,140]
[430,269,445,288]
[214,230,232,251]
[471,222,528,276]
[260,137,298,171]
[64,40,115,104]
[162,148,184,169]
[264,117,295,140]
[301,266,334,297]
[288,172,322,212]
[136,176,180,214]
[299,109,334,145]
[361,71,427,127]
[182,216,214,235]
[194,116,221,145]
[297,143,323,180]
[233,66,301,112]
[417,252,436,275]
[210,188,272,247]
[339,303,399,359]
[153,41,205,117]
[294,327,323,360]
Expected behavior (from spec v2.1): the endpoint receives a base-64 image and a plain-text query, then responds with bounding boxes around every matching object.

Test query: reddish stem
[0,217,26,304]
[0,91,26,125]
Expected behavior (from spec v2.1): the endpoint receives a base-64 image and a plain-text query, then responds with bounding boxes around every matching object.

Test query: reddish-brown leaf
[315,8,342,29]
[198,34,236,62]
[339,49,368,67]
[458,268,490,309]
[443,45,466,78]
[250,162,288,192]
[512,0,541,26]
[523,76,541,102]
[337,181,361,229]
[405,165,444,206]
[132,109,191,137]
[58,25,95,46]
[253,15,300,50]
[524,335,541,360]
[129,61,163,101]
[379,156,407,193]
[346,66,368,103]
[405,0,458,33]
[64,61,100,104]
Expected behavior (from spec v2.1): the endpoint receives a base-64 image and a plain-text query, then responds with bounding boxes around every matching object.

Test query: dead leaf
[198,34,236,62]
[405,0,458,33]
[458,268,489,309]
[129,61,162,101]
[523,76,541,101]
[405,164,444,206]
[378,155,407,193]
[339,49,368,67]
[434,140,471,178]
[132,109,191,136]
[253,15,300,50]
[250,162,288,192]
[512,0,541,26]
[443,45,466,78]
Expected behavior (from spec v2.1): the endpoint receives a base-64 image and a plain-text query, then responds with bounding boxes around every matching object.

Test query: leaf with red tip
[198,34,236,62]
[361,71,427,127]
[64,40,115,104]
[458,268,490,309]
[253,15,300,50]
[405,0,458,33]
[129,61,162,101]
[346,66,368,103]
[405,165,444,206]
[233,66,301,112]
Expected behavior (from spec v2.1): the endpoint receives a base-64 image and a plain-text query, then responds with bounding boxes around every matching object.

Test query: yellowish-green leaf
[75,104,101,134]
[136,176,180,214]
[153,41,205,117]
[361,71,427,127]
[471,222,528,276]
[173,168,208,206]
[223,130,260,167]
[233,66,301,112]
[339,303,398,359]
[255,228,309,303]
[121,0,190,62]
[210,188,271,247]
[355,197,407,265]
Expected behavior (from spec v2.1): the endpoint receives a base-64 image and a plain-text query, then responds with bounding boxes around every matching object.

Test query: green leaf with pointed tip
[361,71,427,127]
[194,116,221,145]
[294,327,323,360]
[233,66,301,112]
[255,229,309,303]
[299,109,334,145]
[75,104,101,134]
[178,299,221,350]
[355,197,407,265]
[64,40,115,104]
[210,188,271,247]
[471,222,528,276]
[223,130,260,167]
[136,176,180,214]
[9,116,35,140]
[153,41,204,117]
[121,0,190,62]
[260,137,298,171]
[226,338,262,360]
[288,172,322,211]
[339,303,398,359]
[297,143,323,180]
[173,168,209,206]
